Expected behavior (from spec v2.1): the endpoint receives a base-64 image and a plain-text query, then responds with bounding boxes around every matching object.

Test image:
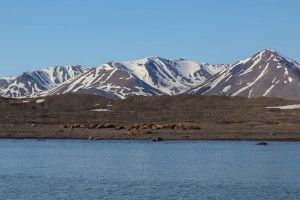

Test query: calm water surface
[0,139,299,200]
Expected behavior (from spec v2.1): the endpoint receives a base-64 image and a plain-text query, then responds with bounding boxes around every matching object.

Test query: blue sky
[0,0,299,77]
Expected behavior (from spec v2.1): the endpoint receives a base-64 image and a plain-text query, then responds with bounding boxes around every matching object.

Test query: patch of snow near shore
[22,100,30,103]
[36,99,46,103]
[267,104,300,109]
[90,109,110,112]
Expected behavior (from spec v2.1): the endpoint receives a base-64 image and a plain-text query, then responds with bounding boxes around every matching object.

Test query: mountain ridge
[39,56,229,99]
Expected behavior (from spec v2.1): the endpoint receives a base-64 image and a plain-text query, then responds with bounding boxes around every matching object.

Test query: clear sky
[0,0,299,77]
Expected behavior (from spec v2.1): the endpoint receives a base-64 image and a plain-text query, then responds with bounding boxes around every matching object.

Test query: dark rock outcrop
[152,137,164,141]
[257,142,268,145]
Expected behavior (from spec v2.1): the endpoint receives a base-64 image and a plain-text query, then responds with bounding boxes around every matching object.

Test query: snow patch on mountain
[232,63,270,96]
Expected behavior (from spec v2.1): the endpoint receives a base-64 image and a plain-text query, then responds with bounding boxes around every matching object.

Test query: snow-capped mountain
[0,65,90,98]
[39,57,229,99]
[189,49,300,100]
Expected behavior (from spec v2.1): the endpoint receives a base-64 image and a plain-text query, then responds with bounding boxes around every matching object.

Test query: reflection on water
[0,139,299,199]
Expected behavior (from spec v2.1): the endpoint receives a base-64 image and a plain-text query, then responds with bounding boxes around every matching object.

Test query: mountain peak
[256,48,277,58]
[146,56,162,60]
[256,49,300,68]
[261,48,276,53]
[249,49,289,66]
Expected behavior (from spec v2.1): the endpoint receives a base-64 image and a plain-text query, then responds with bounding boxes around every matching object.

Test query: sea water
[0,139,299,200]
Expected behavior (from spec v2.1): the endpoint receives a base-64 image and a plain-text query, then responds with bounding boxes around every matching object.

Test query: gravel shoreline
[1,124,300,141]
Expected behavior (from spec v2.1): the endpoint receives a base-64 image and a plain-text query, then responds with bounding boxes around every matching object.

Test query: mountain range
[1,49,300,100]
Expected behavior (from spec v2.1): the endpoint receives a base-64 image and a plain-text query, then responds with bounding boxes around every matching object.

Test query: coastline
[1,124,300,141]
